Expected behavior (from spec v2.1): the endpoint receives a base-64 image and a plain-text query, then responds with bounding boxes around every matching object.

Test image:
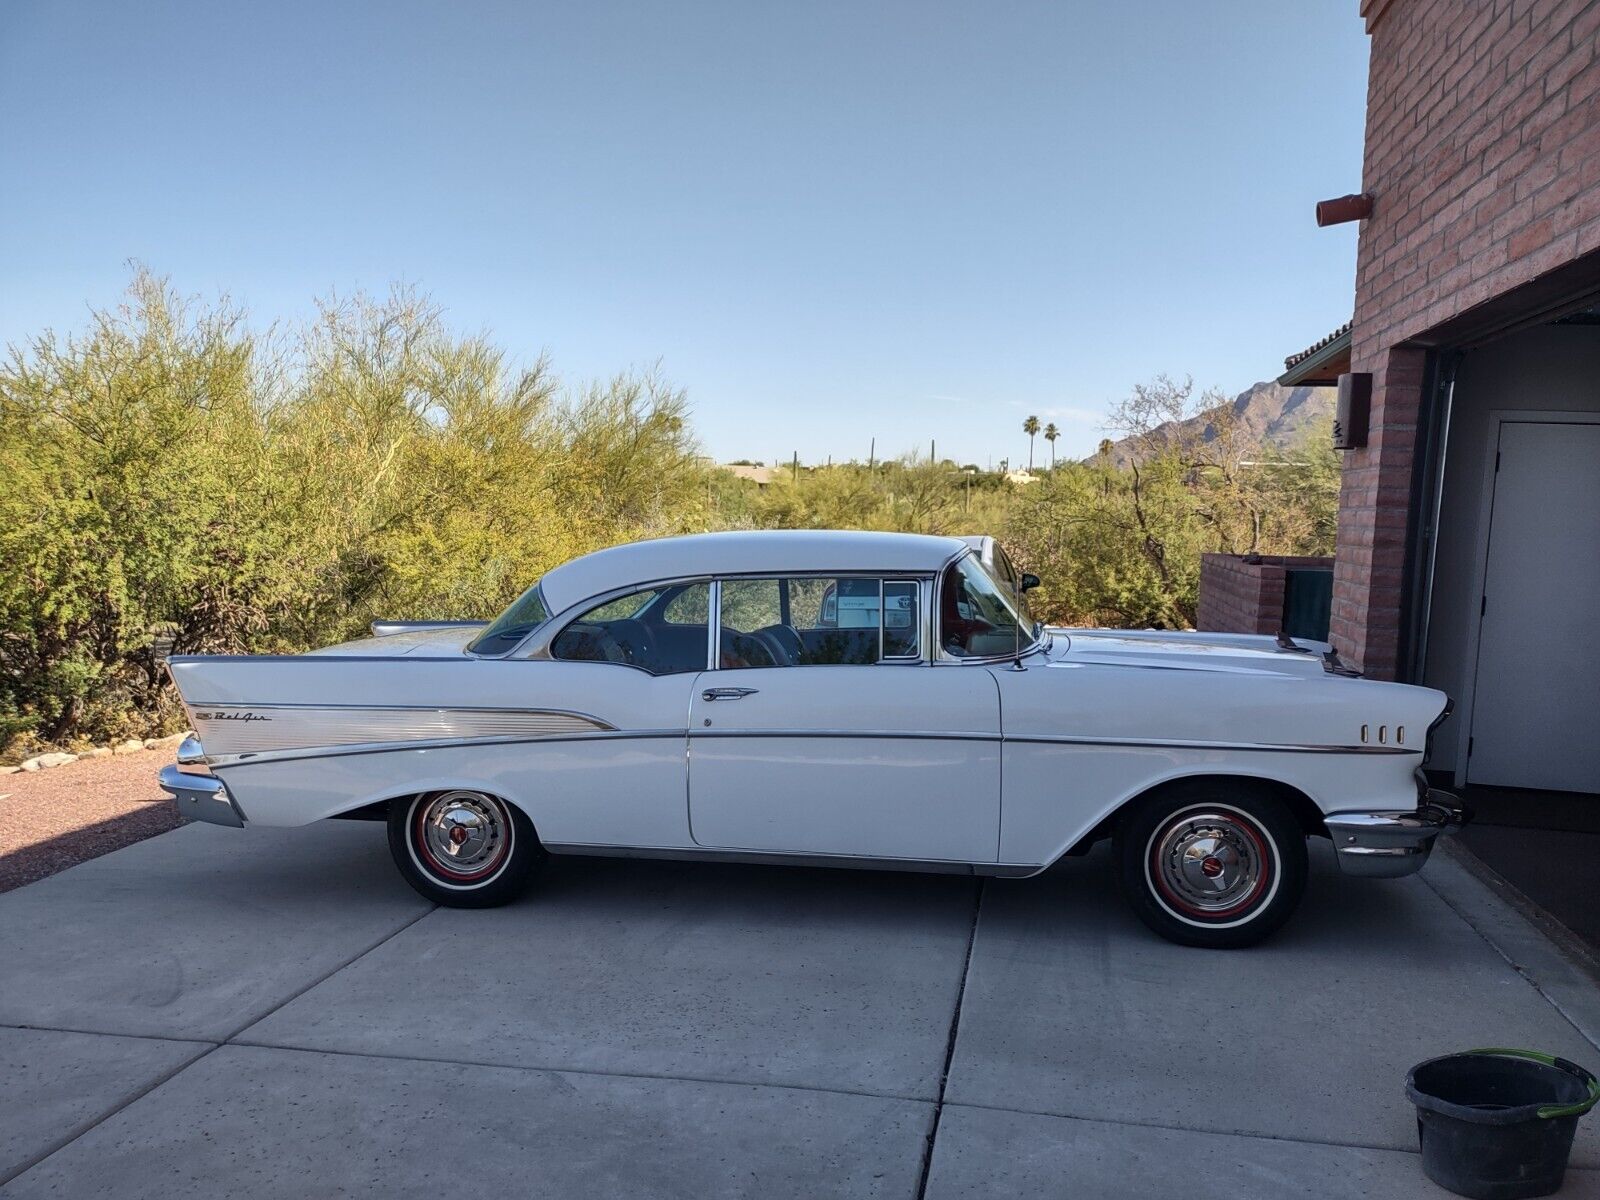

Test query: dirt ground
[0,750,183,893]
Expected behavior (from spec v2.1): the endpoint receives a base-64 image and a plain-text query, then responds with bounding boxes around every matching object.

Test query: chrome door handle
[702,687,759,701]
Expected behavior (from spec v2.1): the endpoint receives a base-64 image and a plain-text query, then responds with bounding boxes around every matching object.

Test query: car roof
[539,529,971,614]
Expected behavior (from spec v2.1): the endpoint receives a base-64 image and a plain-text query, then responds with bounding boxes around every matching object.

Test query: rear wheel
[388,791,543,907]
[1115,782,1307,948]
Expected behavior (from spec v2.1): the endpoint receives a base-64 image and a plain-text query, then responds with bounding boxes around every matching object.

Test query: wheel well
[328,798,390,821]
[342,791,544,845]
[1067,774,1326,855]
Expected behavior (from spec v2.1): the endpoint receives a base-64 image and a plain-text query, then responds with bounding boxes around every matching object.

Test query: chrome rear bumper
[1325,790,1466,878]
[157,763,246,828]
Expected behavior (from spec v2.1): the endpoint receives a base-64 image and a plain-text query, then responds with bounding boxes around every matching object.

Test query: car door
[687,575,1001,862]
[514,581,708,849]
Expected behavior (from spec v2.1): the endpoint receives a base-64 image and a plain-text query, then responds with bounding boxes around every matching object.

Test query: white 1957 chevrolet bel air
[161,530,1462,948]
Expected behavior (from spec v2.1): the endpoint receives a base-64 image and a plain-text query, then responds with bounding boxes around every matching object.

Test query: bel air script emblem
[194,711,272,723]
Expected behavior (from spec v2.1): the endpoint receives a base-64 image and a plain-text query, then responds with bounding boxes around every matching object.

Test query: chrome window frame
[932,548,1047,666]
[709,571,935,669]
[709,579,722,669]
[879,577,922,661]
[517,576,716,676]
[505,546,974,669]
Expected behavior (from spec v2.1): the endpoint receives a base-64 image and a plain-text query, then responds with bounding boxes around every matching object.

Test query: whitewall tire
[388,791,543,907]
[1115,782,1307,948]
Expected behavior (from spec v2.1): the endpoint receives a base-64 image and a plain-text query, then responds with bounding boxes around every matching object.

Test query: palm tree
[1043,422,1059,468]
[1023,415,1040,471]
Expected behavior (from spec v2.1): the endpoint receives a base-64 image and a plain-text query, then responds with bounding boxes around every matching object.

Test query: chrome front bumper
[157,762,246,828]
[1324,789,1466,878]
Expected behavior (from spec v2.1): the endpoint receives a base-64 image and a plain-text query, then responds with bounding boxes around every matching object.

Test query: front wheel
[388,791,543,907]
[1114,782,1307,949]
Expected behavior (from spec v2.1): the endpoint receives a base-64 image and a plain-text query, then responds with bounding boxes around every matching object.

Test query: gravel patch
[0,751,184,893]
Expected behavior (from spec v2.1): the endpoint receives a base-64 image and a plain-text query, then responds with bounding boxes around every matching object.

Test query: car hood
[303,627,483,658]
[1046,628,1336,679]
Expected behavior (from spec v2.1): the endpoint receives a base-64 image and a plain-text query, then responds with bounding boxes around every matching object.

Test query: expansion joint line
[915,876,984,1200]
[0,902,439,1189]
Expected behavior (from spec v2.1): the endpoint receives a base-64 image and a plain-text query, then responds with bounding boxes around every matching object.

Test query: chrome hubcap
[418,792,507,879]
[1153,811,1264,914]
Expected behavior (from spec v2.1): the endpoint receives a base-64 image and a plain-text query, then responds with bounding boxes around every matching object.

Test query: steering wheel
[592,629,630,664]
[721,631,778,669]
[757,624,804,666]
[605,618,655,669]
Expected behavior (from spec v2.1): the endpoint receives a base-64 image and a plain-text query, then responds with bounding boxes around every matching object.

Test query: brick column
[1329,344,1426,679]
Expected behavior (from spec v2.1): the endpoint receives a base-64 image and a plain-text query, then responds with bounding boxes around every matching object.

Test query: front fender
[997,742,1428,869]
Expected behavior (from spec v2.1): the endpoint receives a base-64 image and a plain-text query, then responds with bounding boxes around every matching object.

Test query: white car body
[161,530,1458,883]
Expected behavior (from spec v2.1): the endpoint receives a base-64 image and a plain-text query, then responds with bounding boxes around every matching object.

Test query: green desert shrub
[0,272,711,752]
[0,274,1337,756]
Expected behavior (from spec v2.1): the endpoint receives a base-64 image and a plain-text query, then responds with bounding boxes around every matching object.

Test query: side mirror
[1019,572,1041,592]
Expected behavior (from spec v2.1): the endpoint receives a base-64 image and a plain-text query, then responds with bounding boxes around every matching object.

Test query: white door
[685,573,1000,861]
[1468,420,1600,791]
[529,581,710,847]
[687,665,1001,861]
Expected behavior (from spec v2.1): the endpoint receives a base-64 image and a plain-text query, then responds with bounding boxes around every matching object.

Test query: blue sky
[1,1,1367,466]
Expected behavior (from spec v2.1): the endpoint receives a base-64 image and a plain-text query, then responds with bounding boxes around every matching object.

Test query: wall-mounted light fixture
[1333,372,1372,449]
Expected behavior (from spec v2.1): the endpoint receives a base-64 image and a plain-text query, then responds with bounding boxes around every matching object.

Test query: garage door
[1468,419,1600,792]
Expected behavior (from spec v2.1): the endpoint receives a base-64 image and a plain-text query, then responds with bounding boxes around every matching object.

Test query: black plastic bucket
[1406,1048,1599,1199]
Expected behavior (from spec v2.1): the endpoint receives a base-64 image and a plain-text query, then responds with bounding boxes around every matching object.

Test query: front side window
[993,545,1020,589]
[469,582,550,655]
[939,553,1035,658]
[550,582,709,674]
[718,577,922,668]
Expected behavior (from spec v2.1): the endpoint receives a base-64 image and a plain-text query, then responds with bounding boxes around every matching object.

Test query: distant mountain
[1090,381,1335,468]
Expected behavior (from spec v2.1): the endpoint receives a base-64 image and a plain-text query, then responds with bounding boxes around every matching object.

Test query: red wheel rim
[412,792,512,884]
[1147,806,1275,922]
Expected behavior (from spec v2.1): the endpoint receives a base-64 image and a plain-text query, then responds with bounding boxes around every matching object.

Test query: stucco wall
[1421,322,1600,773]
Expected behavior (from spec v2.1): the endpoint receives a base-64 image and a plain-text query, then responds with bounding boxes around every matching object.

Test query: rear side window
[469,583,550,655]
[663,587,710,625]
[551,583,709,674]
[718,577,922,668]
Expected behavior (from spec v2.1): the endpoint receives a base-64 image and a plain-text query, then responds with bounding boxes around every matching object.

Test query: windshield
[468,582,550,655]
[939,552,1038,658]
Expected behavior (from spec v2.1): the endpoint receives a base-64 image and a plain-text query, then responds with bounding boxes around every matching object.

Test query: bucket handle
[1466,1048,1600,1120]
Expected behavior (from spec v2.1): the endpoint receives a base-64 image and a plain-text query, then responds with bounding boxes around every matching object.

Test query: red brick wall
[1198,554,1334,636]
[1329,345,1426,675]
[1334,0,1600,677]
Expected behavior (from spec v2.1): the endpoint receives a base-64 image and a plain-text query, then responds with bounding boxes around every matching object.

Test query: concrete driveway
[1,824,1598,1198]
